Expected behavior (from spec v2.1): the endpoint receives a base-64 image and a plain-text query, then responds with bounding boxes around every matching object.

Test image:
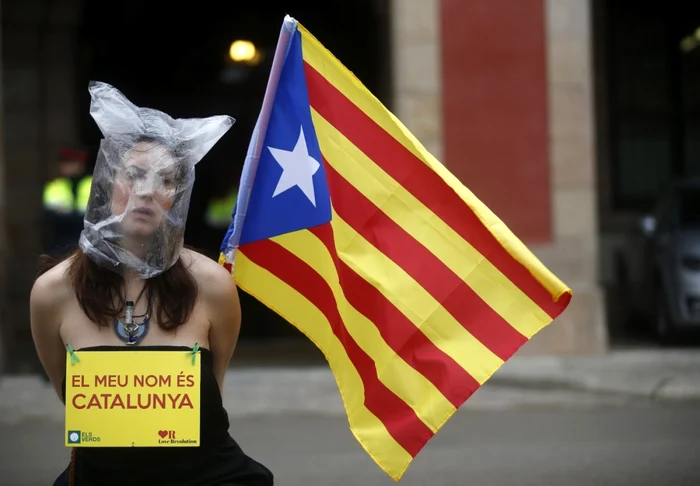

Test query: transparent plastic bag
[79,81,235,278]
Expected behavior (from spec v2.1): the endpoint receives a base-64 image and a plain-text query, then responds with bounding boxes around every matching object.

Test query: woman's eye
[159,173,177,188]
[125,168,145,181]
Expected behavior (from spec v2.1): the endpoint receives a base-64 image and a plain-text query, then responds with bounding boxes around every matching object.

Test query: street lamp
[229,40,262,65]
[221,39,264,84]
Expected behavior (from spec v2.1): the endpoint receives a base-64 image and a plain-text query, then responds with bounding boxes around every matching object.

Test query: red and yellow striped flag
[220,16,572,481]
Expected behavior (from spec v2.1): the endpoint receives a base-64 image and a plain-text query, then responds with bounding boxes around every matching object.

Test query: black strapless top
[53,345,273,486]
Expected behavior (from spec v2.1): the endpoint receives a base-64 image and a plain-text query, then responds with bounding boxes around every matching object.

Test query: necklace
[113,285,151,345]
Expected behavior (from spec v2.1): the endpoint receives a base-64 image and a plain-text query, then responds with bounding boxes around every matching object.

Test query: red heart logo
[158,430,168,438]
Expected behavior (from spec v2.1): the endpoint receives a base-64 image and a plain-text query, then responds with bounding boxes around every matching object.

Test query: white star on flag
[268,126,321,206]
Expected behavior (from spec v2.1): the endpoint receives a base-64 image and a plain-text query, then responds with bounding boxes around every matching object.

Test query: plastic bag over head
[79,81,235,279]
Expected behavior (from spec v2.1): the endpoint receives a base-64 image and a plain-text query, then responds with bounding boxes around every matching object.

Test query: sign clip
[65,344,80,365]
[188,343,200,365]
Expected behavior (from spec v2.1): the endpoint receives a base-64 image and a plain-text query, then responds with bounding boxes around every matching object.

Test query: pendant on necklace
[113,315,150,345]
[113,300,150,345]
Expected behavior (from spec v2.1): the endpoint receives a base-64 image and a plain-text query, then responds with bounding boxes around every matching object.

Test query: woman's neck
[120,272,149,312]
[121,235,153,262]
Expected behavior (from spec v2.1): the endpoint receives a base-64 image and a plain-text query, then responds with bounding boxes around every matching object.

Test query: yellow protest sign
[64,349,201,447]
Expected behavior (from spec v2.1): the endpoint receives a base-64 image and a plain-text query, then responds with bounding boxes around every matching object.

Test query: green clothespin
[65,344,80,365]
[188,343,200,365]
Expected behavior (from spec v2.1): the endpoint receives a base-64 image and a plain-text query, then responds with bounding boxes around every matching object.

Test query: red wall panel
[441,0,552,243]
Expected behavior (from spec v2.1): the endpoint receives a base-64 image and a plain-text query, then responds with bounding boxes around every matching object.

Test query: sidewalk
[0,348,698,424]
[490,348,700,400]
[228,340,700,401]
[226,348,700,402]
[228,346,700,402]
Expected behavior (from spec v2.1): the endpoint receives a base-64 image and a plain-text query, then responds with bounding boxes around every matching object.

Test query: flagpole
[224,15,298,265]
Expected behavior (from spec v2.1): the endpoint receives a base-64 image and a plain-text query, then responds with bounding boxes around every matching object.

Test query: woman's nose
[132,176,157,197]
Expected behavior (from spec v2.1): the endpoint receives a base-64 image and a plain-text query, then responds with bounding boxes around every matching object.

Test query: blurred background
[1,0,700,377]
[2,2,700,485]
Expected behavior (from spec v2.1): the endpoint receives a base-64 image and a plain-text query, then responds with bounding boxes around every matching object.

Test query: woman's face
[110,140,180,238]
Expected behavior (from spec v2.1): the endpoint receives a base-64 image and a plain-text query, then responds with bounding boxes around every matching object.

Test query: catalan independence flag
[220,15,572,481]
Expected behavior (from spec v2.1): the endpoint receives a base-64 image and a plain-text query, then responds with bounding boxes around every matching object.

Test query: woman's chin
[122,220,159,240]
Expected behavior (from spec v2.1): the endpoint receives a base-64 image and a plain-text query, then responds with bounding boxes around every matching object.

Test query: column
[2,0,82,366]
[390,0,443,162]
[0,1,8,370]
[530,0,607,354]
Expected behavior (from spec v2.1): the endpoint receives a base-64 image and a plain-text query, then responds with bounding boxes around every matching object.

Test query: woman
[30,82,274,485]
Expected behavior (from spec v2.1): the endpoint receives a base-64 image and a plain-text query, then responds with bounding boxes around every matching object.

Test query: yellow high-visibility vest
[205,189,238,228]
[43,176,92,214]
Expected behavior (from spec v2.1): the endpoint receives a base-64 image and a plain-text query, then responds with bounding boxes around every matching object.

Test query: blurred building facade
[393,0,607,355]
[5,0,692,364]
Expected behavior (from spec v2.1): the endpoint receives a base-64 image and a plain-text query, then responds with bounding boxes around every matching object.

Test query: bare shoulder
[30,259,73,311]
[180,249,237,297]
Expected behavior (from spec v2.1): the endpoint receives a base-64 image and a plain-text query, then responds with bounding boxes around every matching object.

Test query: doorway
[597,0,700,346]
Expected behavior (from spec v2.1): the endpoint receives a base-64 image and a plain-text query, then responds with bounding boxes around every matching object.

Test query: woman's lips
[132,207,155,218]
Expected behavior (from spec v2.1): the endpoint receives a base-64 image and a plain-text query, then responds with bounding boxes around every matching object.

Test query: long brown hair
[38,248,198,330]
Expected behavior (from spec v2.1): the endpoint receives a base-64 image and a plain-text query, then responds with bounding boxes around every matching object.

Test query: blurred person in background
[203,182,239,258]
[205,184,238,232]
[42,147,93,258]
[36,147,93,383]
